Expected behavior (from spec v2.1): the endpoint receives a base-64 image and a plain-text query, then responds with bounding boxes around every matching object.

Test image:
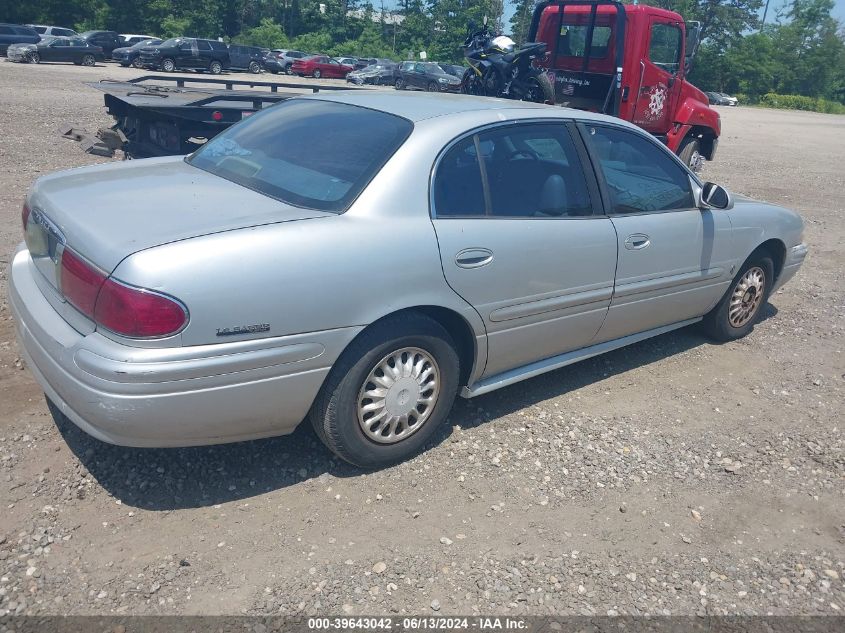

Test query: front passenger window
[585,125,694,213]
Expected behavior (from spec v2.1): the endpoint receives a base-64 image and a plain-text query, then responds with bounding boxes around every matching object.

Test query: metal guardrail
[126,74,360,93]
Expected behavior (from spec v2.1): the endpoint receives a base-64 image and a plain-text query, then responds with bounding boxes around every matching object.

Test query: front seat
[537,174,569,216]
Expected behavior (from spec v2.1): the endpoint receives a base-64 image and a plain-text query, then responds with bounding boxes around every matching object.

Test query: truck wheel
[702,253,774,342]
[310,313,460,469]
[248,60,261,74]
[208,60,222,75]
[679,137,704,173]
[161,58,175,72]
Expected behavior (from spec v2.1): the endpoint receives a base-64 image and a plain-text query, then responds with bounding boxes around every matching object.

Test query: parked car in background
[228,44,266,73]
[26,25,78,38]
[395,61,461,92]
[119,33,158,47]
[334,56,358,67]
[79,30,121,58]
[291,55,353,78]
[439,63,466,78]
[717,92,738,106]
[111,38,162,67]
[139,37,230,74]
[353,57,378,70]
[346,62,398,85]
[266,49,307,74]
[0,24,40,56]
[11,93,807,468]
[7,36,103,65]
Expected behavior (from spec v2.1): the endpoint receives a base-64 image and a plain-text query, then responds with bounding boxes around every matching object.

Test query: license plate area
[25,208,66,293]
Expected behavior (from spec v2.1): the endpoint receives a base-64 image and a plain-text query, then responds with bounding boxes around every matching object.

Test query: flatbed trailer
[72,75,367,158]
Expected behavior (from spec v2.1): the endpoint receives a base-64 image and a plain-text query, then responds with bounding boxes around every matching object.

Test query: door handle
[455,248,493,269]
[624,234,651,250]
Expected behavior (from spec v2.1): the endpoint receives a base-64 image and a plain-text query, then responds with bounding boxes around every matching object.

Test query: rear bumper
[8,245,360,447]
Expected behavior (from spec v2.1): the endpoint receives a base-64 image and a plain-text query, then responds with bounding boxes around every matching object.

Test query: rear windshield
[187,100,413,213]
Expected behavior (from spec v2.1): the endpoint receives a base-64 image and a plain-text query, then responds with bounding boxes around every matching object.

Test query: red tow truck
[529,0,719,171]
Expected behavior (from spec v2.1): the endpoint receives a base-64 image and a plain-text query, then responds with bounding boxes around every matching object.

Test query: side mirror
[701,182,730,209]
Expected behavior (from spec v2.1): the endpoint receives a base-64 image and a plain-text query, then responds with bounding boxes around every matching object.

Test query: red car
[291,55,353,79]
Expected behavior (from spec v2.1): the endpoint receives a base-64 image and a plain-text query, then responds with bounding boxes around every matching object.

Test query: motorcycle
[461,18,554,104]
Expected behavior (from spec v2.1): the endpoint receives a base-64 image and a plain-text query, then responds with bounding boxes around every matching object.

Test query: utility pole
[760,0,771,31]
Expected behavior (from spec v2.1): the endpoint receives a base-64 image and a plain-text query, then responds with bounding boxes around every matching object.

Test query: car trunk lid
[26,155,331,275]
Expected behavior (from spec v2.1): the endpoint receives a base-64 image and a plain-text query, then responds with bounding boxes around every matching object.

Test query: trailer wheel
[679,137,704,173]
[161,58,175,72]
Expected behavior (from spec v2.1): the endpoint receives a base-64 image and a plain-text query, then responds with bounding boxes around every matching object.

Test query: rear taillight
[94,279,187,338]
[59,248,187,338]
[60,249,107,316]
[22,202,31,233]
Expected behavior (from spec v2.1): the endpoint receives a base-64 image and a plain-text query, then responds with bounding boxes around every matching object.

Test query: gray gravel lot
[0,60,842,617]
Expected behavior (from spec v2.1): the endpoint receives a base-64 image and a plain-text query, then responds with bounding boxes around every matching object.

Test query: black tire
[161,58,175,72]
[394,78,404,90]
[209,60,222,75]
[310,313,460,469]
[679,137,703,173]
[248,60,260,74]
[131,57,143,69]
[702,253,774,342]
[523,72,554,104]
[28,51,40,64]
[427,81,439,92]
[285,63,293,75]
[81,54,95,67]
[313,69,321,78]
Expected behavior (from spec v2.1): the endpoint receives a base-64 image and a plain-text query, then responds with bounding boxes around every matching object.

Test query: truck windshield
[186,99,413,213]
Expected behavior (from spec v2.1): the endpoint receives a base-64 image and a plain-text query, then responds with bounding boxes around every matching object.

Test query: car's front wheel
[395,78,404,90]
[81,54,95,67]
[209,60,222,75]
[161,58,175,72]
[311,313,460,469]
[131,57,143,68]
[27,51,40,64]
[703,252,774,342]
[313,69,321,78]
[248,60,261,74]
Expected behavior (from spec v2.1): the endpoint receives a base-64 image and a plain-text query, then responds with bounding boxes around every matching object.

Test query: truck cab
[529,0,719,171]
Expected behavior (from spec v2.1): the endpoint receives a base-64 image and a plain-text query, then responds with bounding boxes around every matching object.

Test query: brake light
[22,202,31,233]
[94,279,187,338]
[211,110,223,121]
[59,248,188,338]
[60,249,107,316]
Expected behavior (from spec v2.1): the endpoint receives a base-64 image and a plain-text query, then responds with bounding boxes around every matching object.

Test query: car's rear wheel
[81,54,96,67]
[209,60,222,75]
[313,69,321,78]
[311,313,460,469]
[703,253,774,342]
[248,60,261,74]
[679,137,704,173]
[161,58,175,72]
[427,81,439,92]
[285,63,293,75]
[131,57,143,68]
[27,51,40,64]
[395,78,404,90]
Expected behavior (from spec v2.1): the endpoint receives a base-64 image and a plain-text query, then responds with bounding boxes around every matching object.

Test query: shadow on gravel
[56,309,777,511]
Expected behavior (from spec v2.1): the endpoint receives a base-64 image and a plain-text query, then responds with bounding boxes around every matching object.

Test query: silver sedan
[9,92,808,468]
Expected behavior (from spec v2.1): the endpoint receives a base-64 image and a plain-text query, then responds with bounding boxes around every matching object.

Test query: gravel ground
[0,60,843,618]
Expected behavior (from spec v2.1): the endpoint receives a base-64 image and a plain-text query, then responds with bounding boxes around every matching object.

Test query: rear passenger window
[585,125,694,213]
[434,124,593,218]
[197,40,211,51]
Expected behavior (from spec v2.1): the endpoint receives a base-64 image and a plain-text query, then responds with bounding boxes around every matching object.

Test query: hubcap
[729,266,765,328]
[689,150,705,173]
[357,347,440,444]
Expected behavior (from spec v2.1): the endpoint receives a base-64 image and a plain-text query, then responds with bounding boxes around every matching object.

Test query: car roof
[298,91,600,123]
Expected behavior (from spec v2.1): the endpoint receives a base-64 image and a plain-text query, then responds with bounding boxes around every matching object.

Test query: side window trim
[576,120,697,216]
[430,119,603,220]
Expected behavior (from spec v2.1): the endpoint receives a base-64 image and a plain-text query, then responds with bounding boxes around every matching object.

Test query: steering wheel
[507,149,540,161]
